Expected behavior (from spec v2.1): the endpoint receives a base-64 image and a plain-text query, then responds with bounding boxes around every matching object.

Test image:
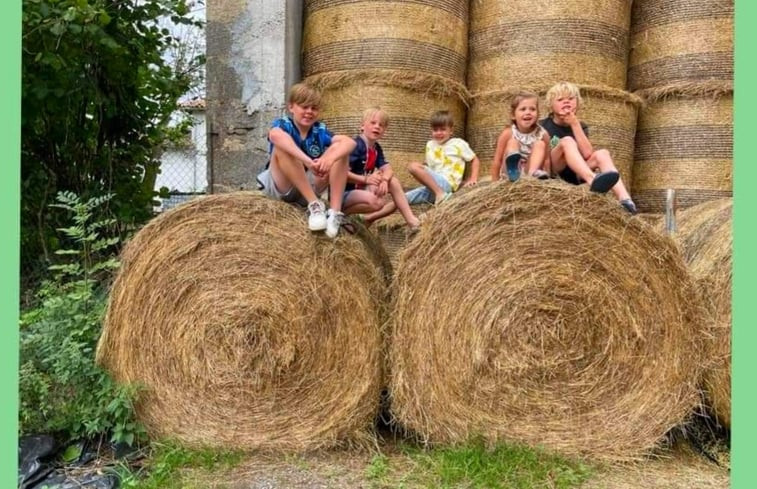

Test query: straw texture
[305,71,468,189]
[96,193,388,451]
[629,0,733,91]
[632,84,732,213]
[468,0,632,92]
[303,0,468,83]
[467,86,640,186]
[389,180,707,460]
[670,199,732,429]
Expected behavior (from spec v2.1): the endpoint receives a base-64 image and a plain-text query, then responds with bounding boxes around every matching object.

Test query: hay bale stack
[468,0,632,94]
[96,193,387,451]
[671,199,732,428]
[305,71,468,189]
[632,84,732,213]
[628,0,734,92]
[467,87,640,186]
[303,0,470,189]
[389,180,707,460]
[303,0,468,84]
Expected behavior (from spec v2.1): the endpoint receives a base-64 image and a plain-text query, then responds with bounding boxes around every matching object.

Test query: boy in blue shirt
[256,83,355,238]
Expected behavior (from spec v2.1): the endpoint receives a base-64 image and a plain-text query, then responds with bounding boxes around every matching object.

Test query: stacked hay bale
[389,181,708,460]
[96,193,389,451]
[302,0,470,188]
[670,199,732,429]
[629,0,733,212]
[466,0,638,183]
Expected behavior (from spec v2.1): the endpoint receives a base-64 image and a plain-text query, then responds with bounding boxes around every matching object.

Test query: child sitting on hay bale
[540,81,638,214]
[491,91,551,182]
[341,107,421,230]
[256,82,355,238]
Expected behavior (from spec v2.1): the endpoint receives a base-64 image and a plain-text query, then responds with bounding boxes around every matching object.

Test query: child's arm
[491,127,512,181]
[462,156,480,187]
[269,127,316,169]
[541,132,552,176]
[562,111,593,159]
[313,135,356,175]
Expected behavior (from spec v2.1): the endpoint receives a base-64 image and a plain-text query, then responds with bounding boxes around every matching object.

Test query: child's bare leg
[342,189,383,215]
[551,137,597,183]
[526,139,547,175]
[386,177,420,227]
[326,154,349,211]
[270,148,318,203]
[363,201,397,225]
[408,162,445,200]
[588,150,631,201]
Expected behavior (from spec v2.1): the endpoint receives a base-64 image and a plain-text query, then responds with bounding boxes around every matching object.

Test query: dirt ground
[189,438,729,489]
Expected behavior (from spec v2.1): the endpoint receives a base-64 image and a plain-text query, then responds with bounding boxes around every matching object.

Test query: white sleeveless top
[511,124,546,157]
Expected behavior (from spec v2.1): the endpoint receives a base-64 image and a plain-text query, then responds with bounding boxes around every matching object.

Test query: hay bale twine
[671,199,732,428]
[389,180,707,460]
[468,0,631,93]
[303,0,469,85]
[628,0,733,92]
[632,83,732,213]
[467,87,640,187]
[96,193,388,451]
[305,71,468,189]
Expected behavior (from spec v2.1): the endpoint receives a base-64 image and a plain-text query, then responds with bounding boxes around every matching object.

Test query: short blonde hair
[287,83,322,108]
[545,82,583,113]
[362,106,389,127]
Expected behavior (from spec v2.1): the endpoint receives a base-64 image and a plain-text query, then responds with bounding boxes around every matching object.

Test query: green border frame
[733,1,752,487]
[2,0,20,486]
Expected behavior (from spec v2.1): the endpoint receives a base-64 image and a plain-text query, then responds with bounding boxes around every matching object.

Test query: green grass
[116,441,245,489]
[381,439,594,489]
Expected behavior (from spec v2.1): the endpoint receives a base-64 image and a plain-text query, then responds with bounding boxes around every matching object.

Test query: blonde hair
[545,82,583,113]
[362,106,389,127]
[509,91,540,123]
[287,83,322,108]
[430,110,454,129]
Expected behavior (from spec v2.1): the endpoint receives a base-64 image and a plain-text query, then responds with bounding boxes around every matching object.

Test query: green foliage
[400,439,593,489]
[365,453,390,481]
[117,441,244,489]
[21,0,203,274]
[19,192,145,446]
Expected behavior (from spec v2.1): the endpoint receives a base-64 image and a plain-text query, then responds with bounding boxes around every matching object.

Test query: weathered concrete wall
[207,0,302,192]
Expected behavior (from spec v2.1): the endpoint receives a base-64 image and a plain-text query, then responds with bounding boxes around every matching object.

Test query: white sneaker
[325,209,344,239]
[307,200,327,231]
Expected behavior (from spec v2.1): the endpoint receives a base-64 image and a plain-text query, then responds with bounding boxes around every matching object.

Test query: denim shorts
[404,168,454,204]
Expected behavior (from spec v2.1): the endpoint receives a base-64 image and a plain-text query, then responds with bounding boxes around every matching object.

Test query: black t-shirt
[539,116,590,185]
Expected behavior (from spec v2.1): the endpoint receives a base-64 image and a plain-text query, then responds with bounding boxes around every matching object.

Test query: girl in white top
[491,91,551,182]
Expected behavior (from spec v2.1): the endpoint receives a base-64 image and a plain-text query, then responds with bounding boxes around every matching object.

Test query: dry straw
[467,86,640,186]
[632,82,732,213]
[468,0,632,92]
[669,198,732,429]
[303,0,469,84]
[305,70,469,189]
[96,192,389,451]
[628,0,733,91]
[389,180,707,460]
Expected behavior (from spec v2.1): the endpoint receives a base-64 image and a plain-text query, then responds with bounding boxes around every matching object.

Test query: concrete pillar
[207,0,302,192]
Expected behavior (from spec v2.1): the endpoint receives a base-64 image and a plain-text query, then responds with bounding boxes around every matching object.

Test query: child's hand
[561,109,580,127]
[374,180,388,197]
[311,157,330,177]
[366,172,383,187]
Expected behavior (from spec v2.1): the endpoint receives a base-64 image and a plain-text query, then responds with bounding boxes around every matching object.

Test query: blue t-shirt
[266,116,333,168]
[345,136,388,191]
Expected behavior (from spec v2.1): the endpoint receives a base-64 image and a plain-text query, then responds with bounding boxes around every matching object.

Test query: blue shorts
[405,168,454,204]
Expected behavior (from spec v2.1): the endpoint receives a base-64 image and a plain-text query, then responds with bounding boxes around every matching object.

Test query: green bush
[19,192,145,446]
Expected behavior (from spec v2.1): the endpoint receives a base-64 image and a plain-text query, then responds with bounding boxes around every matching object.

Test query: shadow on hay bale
[389,180,707,460]
[667,198,732,429]
[96,192,389,451]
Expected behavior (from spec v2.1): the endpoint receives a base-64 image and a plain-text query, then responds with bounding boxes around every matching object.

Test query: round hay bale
[305,70,469,189]
[389,180,707,460]
[628,0,733,91]
[670,199,732,428]
[96,192,388,451]
[467,87,640,188]
[632,83,732,213]
[303,0,468,84]
[468,0,632,93]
